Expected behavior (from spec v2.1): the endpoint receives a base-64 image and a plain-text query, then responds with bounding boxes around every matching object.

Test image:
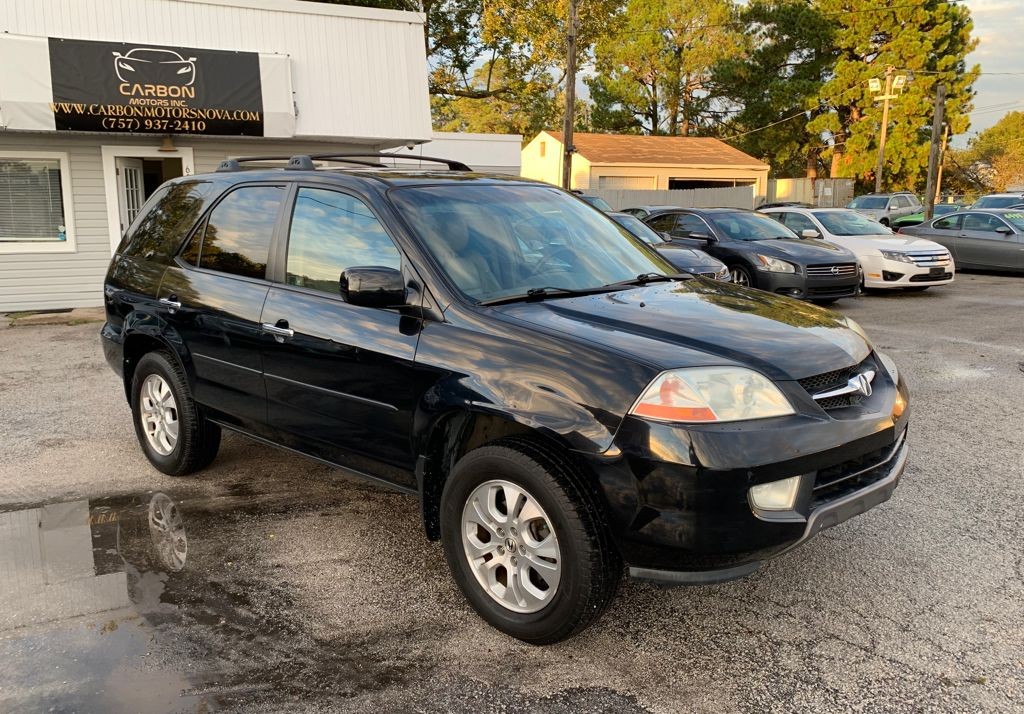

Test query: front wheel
[440,438,620,644]
[729,264,755,287]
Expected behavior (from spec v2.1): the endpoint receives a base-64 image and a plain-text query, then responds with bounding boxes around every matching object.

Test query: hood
[827,234,948,254]
[748,238,855,263]
[492,280,871,381]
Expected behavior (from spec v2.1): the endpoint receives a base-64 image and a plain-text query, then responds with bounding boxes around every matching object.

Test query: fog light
[750,475,802,511]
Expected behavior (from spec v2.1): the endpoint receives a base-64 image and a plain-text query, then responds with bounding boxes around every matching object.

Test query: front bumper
[589,371,910,583]
[863,257,955,288]
[756,270,860,301]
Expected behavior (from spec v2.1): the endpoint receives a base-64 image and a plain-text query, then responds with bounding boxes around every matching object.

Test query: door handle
[262,321,294,342]
[159,296,182,313]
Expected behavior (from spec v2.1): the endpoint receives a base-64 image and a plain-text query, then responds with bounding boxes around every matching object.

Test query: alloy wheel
[148,493,188,572]
[461,479,561,614]
[140,374,179,456]
[730,267,750,286]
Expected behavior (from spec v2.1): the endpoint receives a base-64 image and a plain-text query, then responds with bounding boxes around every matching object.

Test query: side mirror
[659,231,672,241]
[339,266,407,308]
[801,229,820,239]
[995,225,1013,235]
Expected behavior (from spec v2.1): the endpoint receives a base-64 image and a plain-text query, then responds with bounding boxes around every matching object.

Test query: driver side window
[286,187,401,297]
[675,214,711,237]
[782,212,817,234]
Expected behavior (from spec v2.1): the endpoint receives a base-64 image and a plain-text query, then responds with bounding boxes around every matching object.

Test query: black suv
[102,154,910,644]
[641,207,860,303]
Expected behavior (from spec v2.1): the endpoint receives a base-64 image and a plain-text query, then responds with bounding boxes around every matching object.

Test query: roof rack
[309,153,472,172]
[216,152,473,173]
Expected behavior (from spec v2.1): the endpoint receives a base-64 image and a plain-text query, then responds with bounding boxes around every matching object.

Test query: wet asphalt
[0,272,1022,713]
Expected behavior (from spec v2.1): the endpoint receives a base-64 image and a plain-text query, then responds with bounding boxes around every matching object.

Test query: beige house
[521,131,770,197]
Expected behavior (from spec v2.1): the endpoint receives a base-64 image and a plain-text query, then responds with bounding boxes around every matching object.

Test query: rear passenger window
[285,187,401,297]
[933,214,961,230]
[121,181,214,260]
[199,186,285,279]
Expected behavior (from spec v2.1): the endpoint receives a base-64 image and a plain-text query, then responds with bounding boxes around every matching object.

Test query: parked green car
[891,203,964,229]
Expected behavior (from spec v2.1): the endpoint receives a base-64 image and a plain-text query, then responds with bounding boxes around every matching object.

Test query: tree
[947,111,1024,193]
[588,0,744,136]
[807,0,978,190]
[713,0,836,177]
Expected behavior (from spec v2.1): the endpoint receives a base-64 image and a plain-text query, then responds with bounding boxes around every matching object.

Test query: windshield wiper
[602,272,692,288]
[478,285,620,306]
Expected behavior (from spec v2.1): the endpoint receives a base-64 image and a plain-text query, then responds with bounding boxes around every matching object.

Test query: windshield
[610,213,664,244]
[1001,212,1024,231]
[973,195,1020,209]
[581,195,614,211]
[707,212,798,241]
[815,211,891,236]
[848,196,888,209]
[933,204,960,215]
[391,184,674,303]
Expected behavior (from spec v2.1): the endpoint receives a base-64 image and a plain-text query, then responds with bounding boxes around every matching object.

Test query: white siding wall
[0,135,380,312]
[0,0,431,144]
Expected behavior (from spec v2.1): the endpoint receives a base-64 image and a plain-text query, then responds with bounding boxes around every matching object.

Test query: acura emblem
[852,372,873,397]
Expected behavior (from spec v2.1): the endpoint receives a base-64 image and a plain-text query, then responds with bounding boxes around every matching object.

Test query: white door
[115,158,145,234]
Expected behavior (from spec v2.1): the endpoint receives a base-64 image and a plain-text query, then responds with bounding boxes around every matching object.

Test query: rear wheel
[131,351,220,476]
[729,264,755,288]
[440,438,620,644]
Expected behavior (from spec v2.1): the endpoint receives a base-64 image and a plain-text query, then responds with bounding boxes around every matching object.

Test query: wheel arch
[414,407,606,542]
[120,316,193,403]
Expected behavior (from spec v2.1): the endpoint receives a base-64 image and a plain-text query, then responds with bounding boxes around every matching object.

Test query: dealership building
[0,0,520,312]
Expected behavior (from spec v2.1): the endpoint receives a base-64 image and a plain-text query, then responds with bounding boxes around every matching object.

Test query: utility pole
[561,0,578,190]
[873,66,898,193]
[934,124,949,206]
[923,82,947,220]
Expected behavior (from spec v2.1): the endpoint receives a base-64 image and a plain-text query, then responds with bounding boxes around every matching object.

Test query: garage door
[597,175,656,189]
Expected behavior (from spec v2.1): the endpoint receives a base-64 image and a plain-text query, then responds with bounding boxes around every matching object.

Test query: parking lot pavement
[1,274,1022,713]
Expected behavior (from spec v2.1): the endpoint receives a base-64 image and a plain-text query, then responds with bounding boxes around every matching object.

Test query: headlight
[630,367,795,423]
[879,250,915,264]
[754,254,797,273]
[715,265,730,281]
[876,350,899,383]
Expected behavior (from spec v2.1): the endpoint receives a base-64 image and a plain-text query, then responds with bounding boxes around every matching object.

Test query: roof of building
[541,131,769,169]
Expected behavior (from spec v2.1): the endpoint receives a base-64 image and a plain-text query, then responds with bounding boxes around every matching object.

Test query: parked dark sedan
[900,208,1024,272]
[608,212,729,279]
[642,208,860,303]
[101,156,908,644]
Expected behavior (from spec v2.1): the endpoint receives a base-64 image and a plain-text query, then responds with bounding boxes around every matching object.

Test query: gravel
[0,272,1021,713]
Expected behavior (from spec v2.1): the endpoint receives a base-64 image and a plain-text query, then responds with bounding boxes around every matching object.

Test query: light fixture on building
[158,135,176,152]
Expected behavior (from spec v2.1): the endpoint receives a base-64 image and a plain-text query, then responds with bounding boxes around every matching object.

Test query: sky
[957,0,1024,145]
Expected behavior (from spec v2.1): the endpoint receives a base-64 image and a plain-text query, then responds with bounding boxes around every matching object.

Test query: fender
[118,308,196,400]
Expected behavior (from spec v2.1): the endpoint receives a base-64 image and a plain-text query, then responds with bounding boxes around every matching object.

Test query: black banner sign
[48,37,264,136]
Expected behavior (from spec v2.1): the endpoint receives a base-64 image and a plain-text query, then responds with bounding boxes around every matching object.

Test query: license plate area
[929,267,945,275]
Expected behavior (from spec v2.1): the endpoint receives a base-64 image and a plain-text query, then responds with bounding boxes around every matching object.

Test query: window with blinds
[0,158,67,242]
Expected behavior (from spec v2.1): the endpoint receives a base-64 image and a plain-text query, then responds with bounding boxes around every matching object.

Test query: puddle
[0,484,423,712]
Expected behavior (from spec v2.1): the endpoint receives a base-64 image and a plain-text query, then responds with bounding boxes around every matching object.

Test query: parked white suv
[761,207,954,291]
[847,192,921,226]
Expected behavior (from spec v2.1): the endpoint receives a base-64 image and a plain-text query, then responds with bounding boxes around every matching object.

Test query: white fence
[587,185,755,211]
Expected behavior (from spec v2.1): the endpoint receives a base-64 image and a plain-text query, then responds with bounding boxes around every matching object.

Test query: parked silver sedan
[900,209,1024,272]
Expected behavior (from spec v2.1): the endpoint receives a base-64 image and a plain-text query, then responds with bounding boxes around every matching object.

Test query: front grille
[904,250,952,267]
[806,263,858,277]
[909,272,953,282]
[811,432,906,507]
[797,356,876,410]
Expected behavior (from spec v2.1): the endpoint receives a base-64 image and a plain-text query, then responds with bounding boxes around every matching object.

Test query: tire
[131,350,220,476]
[879,218,889,227]
[729,263,756,288]
[440,437,621,644]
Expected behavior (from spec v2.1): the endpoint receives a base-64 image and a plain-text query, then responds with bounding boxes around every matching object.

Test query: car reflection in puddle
[0,486,416,712]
